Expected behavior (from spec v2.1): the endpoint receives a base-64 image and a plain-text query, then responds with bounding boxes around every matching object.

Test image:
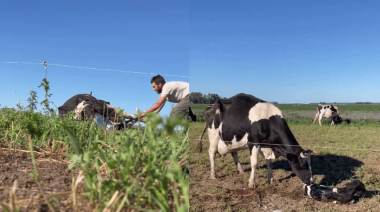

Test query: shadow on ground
[254,154,364,186]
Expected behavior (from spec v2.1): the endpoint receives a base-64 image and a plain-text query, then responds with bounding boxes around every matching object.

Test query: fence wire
[0,61,188,78]
[189,139,380,152]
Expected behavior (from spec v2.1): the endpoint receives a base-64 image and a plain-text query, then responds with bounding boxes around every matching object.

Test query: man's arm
[141,95,167,117]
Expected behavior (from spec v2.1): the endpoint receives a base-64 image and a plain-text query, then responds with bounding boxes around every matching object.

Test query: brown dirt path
[0,150,85,212]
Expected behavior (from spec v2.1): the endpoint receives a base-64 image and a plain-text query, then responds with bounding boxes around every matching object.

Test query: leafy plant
[27,90,38,112]
[65,113,189,211]
[38,78,54,116]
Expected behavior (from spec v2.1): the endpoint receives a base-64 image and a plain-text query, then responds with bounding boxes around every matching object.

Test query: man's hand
[142,96,167,115]
[137,95,166,122]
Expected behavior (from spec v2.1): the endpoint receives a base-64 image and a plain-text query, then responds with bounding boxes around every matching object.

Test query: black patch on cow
[214,112,223,129]
[333,115,351,125]
[317,105,322,113]
[188,107,197,122]
[203,105,216,129]
[220,94,264,142]
[324,106,327,109]
[333,115,343,124]
[330,106,337,113]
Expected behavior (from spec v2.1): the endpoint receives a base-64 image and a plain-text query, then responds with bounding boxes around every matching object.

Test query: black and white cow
[313,104,340,126]
[198,93,313,188]
[304,180,367,203]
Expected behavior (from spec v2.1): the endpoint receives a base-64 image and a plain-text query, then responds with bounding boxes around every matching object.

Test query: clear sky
[0,0,189,121]
[190,0,380,103]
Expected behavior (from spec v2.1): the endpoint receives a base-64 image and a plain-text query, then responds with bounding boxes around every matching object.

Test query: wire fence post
[43,61,47,79]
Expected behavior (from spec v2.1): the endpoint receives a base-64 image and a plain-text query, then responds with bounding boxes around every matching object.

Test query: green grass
[0,108,189,211]
[191,103,380,114]
[278,104,380,113]
[190,103,380,126]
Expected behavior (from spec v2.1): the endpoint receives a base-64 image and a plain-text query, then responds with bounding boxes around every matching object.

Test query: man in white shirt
[139,75,189,121]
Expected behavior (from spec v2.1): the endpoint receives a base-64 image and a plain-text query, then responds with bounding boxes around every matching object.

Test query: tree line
[189,92,227,104]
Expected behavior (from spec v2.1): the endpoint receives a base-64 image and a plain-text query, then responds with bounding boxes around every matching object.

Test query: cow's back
[219,94,300,156]
[219,94,265,142]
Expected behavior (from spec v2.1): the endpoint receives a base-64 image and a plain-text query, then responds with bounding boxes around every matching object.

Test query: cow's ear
[300,150,313,158]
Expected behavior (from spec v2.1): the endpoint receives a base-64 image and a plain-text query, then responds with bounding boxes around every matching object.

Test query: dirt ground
[190,152,380,212]
[0,148,86,212]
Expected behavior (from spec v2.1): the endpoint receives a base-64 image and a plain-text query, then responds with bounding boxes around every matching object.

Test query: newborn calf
[304,180,367,204]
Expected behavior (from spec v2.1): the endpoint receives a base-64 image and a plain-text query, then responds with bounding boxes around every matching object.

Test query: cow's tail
[197,122,208,152]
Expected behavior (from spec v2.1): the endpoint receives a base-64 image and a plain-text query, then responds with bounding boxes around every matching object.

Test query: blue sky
[0,0,188,120]
[190,0,380,103]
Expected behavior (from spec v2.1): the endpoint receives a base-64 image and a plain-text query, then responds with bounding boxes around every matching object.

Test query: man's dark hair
[151,75,166,85]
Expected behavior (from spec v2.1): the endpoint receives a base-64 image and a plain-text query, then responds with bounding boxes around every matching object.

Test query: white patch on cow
[248,102,283,123]
[323,107,335,119]
[74,101,89,119]
[260,148,275,160]
[307,185,312,198]
[208,120,222,179]
[333,188,338,193]
[248,145,260,188]
[218,133,249,155]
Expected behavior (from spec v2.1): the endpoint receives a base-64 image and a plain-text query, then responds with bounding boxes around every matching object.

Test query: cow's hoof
[269,179,277,186]
[210,175,217,180]
[248,183,256,189]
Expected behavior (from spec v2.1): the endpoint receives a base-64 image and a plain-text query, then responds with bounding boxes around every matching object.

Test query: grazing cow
[198,93,313,188]
[313,104,340,126]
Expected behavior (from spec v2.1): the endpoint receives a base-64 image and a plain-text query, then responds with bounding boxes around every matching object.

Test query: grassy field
[0,107,189,211]
[191,103,380,126]
[189,103,380,211]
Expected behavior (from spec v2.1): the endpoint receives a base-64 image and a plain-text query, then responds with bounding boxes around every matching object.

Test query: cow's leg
[208,127,220,180]
[231,152,244,174]
[318,112,325,126]
[266,159,274,185]
[248,145,259,188]
[312,112,319,125]
[260,147,276,184]
[331,120,335,125]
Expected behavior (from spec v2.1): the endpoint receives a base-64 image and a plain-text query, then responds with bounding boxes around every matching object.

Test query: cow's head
[333,115,343,124]
[288,150,313,185]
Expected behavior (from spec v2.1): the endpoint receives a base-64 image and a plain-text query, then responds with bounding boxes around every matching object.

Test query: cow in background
[313,104,340,126]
